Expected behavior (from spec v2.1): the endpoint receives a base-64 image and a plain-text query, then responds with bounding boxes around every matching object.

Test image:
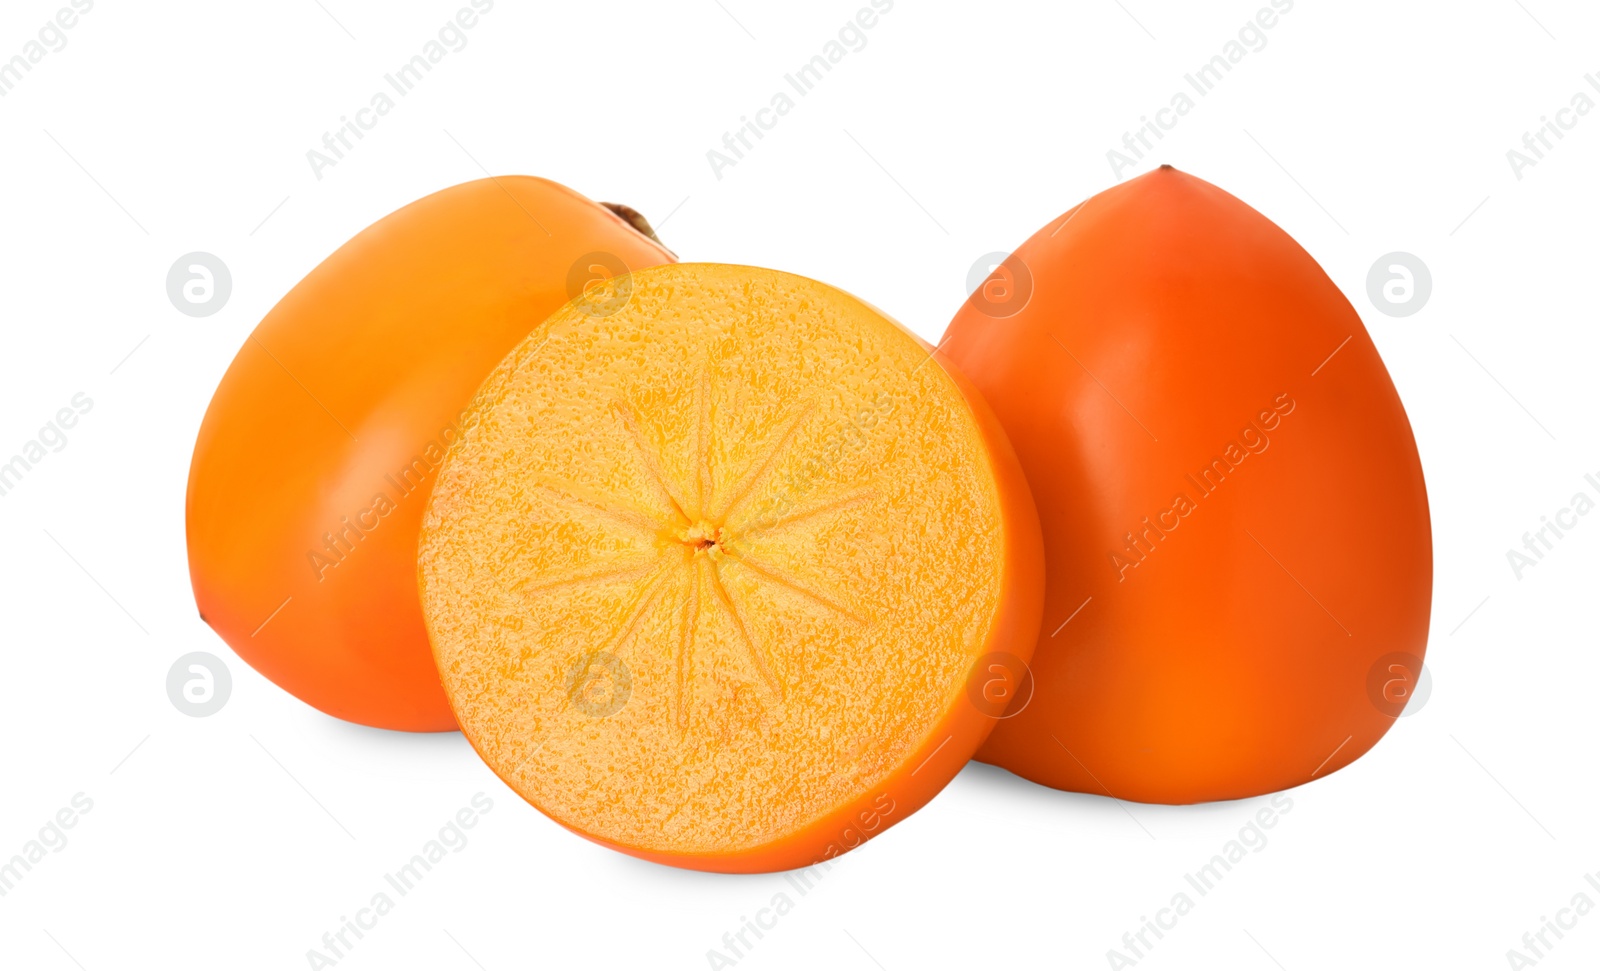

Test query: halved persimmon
[419,263,1044,871]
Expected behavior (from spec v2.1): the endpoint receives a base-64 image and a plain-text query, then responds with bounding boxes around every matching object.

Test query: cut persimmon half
[418,263,1043,872]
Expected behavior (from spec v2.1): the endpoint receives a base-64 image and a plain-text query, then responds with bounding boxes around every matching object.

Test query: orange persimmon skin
[186,177,673,731]
[944,167,1432,804]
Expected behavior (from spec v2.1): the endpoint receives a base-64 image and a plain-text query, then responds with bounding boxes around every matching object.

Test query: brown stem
[601,202,678,259]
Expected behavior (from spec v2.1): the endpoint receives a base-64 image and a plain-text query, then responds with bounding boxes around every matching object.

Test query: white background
[2,1,1597,968]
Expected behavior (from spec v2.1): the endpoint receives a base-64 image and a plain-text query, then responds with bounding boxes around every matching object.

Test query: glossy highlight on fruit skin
[186,177,674,732]
[943,166,1432,804]
[419,263,1045,872]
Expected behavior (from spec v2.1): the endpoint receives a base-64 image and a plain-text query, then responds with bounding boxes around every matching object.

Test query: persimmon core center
[679,521,725,552]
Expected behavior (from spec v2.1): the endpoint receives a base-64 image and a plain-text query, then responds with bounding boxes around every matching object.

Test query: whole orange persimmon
[943,167,1432,803]
[186,178,674,731]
